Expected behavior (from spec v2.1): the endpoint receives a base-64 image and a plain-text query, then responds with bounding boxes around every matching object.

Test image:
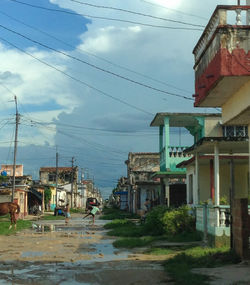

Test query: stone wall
[232,198,250,260]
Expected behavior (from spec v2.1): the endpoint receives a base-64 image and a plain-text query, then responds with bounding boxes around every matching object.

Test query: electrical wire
[0,36,154,116]
[0,24,194,102]
[140,0,208,21]
[67,0,205,28]
[7,0,203,31]
[0,9,192,95]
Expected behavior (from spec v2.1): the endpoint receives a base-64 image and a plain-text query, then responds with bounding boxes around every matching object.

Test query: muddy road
[0,216,170,284]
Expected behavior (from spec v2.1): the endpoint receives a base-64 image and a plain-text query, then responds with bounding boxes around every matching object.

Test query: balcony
[160,146,191,172]
[193,5,250,107]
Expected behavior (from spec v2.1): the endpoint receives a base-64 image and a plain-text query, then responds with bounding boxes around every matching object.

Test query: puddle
[21,251,45,258]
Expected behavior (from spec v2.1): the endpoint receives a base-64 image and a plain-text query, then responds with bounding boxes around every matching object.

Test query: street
[0,215,169,285]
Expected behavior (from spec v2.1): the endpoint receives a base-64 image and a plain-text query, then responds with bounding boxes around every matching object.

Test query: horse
[0,202,20,229]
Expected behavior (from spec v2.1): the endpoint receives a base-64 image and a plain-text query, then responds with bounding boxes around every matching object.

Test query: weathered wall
[222,80,250,125]
[204,117,222,137]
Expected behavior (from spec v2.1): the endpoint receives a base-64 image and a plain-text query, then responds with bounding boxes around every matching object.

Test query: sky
[0,0,241,198]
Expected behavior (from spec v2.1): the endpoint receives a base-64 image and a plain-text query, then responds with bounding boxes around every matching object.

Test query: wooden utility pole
[71,157,75,208]
[55,149,59,208]
[12,96,20,202]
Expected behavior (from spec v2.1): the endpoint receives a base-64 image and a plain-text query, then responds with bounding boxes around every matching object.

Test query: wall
[186,160,248,204]
[204,117,222,137]
[222,80,250,125]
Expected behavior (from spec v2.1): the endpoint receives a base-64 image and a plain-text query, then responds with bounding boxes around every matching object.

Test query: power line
[7,0,203,31]
[139,0,208,21]
[0,24,194,102]
[0,10,191,94]
[0,36,154,116]
[67,0,205,28]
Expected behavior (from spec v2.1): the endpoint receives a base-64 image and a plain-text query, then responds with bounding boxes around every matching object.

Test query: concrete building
[125,152,161,214]
[192,2,250,258]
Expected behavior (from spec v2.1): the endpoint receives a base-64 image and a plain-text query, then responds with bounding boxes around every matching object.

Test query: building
[192,2,250,258]
[39,167,78,209]
[125,152,161,214]
[150,112,221,207]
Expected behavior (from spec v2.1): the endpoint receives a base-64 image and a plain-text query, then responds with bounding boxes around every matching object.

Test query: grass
[40,214,65,220]
[0,220,32,235]
[165,231,202,242]
[113,236,155,248]
[164,246,241,285]
[100,207,139,220]
[70,208,85,214]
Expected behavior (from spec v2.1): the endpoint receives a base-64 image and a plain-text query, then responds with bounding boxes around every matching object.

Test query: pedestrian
[82,205,99,225]
[64,203,70,224]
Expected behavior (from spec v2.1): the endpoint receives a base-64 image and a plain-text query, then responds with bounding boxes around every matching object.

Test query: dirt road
[0,216,171,284]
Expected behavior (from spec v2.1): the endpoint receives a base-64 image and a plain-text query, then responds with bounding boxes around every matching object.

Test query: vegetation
[41,214,65,220]
[70,208,85,214]
[105,206,201,248]
[0,219,32,235]
[44,187,52,210]
[100,207,139,220]
[113,236,154,248]
[164,246,240,285]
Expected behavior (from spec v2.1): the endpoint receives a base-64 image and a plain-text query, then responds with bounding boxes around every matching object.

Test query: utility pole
[12,96,20,203]
[71,157,75,208]
[55,149,59,208]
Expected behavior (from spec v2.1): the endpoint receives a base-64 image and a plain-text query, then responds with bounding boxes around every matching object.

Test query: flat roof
[150,112,221,127]
[183,137,248,155]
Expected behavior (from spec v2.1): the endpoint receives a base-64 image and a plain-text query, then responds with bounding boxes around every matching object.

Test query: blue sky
[0,0,238,198]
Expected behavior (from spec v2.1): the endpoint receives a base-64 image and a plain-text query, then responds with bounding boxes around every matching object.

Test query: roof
[151,171,186,179]
[40,167,74,172]
[177,155,249,168]
[183,137,248,155]
[150,112,221,127]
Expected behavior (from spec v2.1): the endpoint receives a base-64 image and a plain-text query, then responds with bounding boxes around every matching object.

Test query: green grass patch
[0,220,32,235]
[113,236,155,248]
[166,231,202,242]
[146,247,175,255]
[101,207,139,220]
[40,214,65,220]
[70,208,85,214]
[104,219,134,229]
[164,246,240,285]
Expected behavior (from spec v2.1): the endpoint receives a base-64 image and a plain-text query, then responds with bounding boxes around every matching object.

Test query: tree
[44,187,52,210]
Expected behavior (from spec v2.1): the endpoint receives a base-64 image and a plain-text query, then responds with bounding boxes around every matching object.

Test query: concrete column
[247,0,250,24]
[165,179,170,207]
[214,143,220,227]
[194,152,199,205]
[159,125,163,152]
[164,117,170,170]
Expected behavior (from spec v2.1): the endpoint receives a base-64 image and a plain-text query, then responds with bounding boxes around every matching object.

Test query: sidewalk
[192,261,250,284]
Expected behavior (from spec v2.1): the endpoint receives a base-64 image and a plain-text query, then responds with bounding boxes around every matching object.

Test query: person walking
[64,203,70,225]
[82,205,99,225]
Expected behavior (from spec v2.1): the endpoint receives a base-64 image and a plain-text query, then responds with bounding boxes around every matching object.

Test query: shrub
[162,206,195,236]
[144,205,169,235]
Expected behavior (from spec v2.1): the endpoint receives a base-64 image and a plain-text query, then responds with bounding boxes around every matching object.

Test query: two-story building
[190,2,250,258]
[125,152,161,214]
[150,112,221,207]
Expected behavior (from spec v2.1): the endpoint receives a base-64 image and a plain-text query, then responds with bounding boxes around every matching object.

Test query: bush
[162,206,195,236]
[144,205,169,235]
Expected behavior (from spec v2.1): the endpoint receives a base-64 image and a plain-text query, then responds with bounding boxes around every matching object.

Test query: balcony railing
[196,204,250,231]
[193,5,250,67]
[160,146,191,171]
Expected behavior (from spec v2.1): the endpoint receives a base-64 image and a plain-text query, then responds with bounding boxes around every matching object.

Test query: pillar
[194,152,199,205]
[164,117,170,170]
[214,143,220,227]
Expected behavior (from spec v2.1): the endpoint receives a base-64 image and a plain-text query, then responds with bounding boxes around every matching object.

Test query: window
[223,126,248,137]
[48,173,56,182]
